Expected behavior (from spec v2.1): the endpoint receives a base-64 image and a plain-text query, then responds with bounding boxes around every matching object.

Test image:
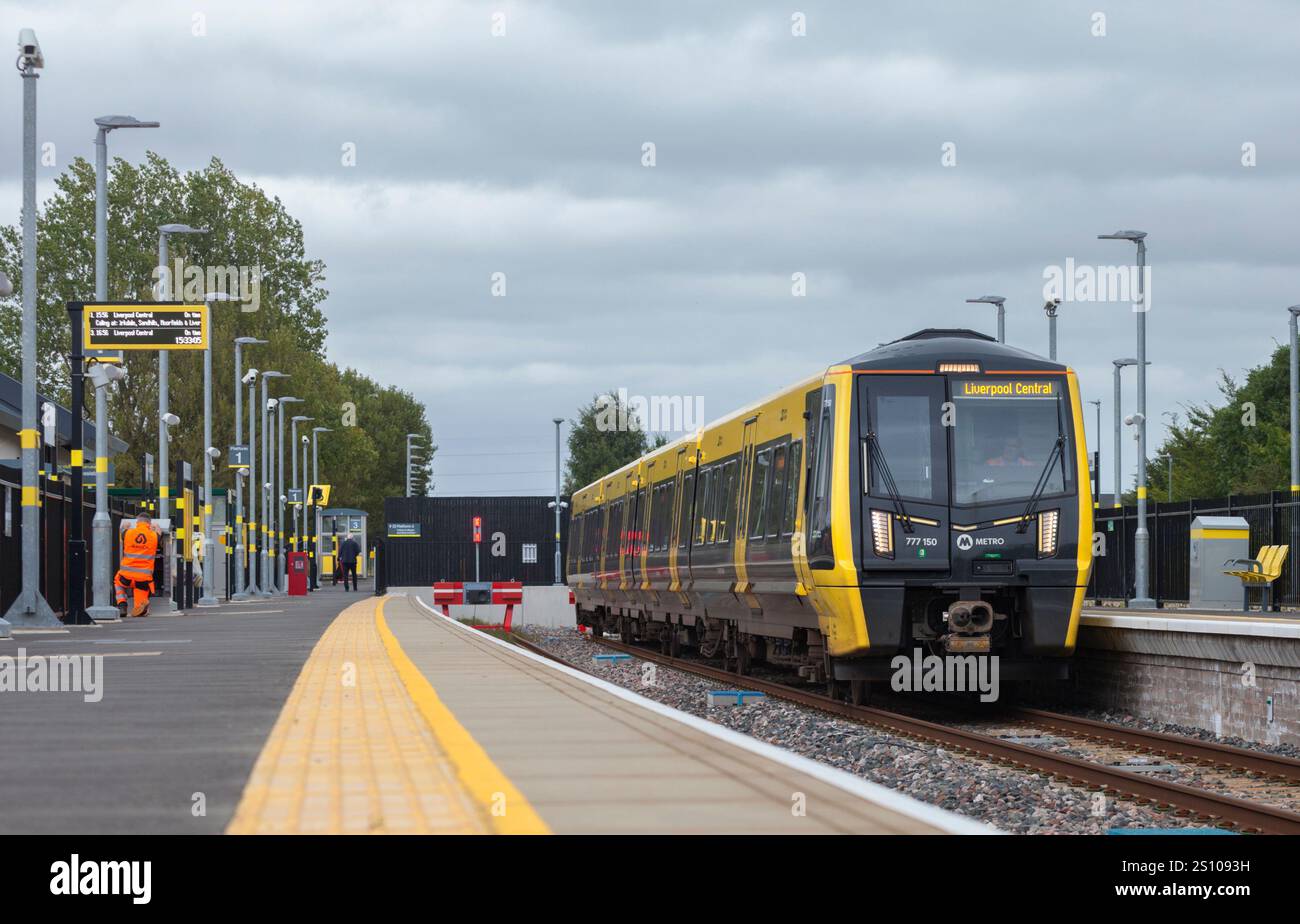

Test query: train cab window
[783,440,802,535]
[748,449,771,540]
[766,444,787,538]
[862,380,946,503]
[677,471,694,549]
[951,381,1070,505]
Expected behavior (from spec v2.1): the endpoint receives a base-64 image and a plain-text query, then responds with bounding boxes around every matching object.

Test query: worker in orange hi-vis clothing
[115,513,160,618]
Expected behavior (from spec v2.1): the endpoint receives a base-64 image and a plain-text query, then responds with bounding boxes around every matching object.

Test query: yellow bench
[1223,544,1289,611]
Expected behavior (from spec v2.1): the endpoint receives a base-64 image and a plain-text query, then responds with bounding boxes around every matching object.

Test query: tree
[563,391,666,493]
[0,152,431,534]
[1145,343,1290,501]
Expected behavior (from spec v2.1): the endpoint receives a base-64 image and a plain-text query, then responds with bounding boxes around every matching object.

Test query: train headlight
[1037,509,1059,558]
[870,509,894,558]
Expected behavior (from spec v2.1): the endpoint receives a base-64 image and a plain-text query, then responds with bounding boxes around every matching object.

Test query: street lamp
[85,363,128,619]
[276,396,303,591]
[1288,306,1300,501]
[550,417,566,585]
[260,371,289,595]
[90,114,159,620]
[1111,358,1143,508]
[231,339,266,600]
[1044,298,1061,360]
[197,292,240,606]
[291,415,314,550]
[300,434,310,560]
[310,427,332,590]
[965,295,1006,344]
[405,432,424,497]
[3,28,59,633]
[156,223,207,527]
[1099,229,1152,607]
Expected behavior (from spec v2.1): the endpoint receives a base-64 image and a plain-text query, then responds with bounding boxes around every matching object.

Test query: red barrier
[432,581,524,632]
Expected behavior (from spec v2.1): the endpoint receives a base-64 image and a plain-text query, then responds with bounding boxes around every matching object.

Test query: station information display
[83,303,209,351]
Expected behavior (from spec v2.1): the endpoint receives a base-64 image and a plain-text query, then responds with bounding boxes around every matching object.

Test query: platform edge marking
[408,594,995,835]
[376,596,551,835]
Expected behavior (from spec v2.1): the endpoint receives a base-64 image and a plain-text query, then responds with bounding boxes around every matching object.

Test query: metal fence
[0,462,139,617]
[1091,492,1300,608]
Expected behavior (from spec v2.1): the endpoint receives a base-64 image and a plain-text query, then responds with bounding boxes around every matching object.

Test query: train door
[668,448,686,589]
[856,375,950,573]
[618,473,636,593]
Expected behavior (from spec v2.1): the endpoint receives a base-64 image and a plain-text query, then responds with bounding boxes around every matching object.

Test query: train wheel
[736,638,750,676]
[850,679,870,706]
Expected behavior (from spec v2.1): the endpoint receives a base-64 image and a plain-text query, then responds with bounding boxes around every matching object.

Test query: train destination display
[83,303,209,350]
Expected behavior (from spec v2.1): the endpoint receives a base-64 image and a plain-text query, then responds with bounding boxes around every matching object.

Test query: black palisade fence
[1091,491,1300,609]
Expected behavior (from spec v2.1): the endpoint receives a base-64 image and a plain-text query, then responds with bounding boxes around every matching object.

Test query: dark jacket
[338,537,361,564]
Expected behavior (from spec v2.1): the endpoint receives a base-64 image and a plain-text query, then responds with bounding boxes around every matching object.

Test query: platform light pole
[311,426,332,590]
[1288,306,1300,502]
[1111,358,1141,508]
[244,371,261,595]
[232,340,265,599]
[405,432,423,497]
[156,224,207,528]
[1100,230,1152,608]
[300,435,310,553]
[197,293,240,606]
[965,295,1006,343]
[89,114,159,620]
[291,415,313,549]
[550,417,567,585]
[276,396,302,591]
[4,31,58,632]
[260,372,288,595]
[1044,298,1061,360]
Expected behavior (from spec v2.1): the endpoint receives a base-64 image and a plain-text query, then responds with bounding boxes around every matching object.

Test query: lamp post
[1288,306,1300,501]
[291,415,313,549]
[405,432,423,497]
[311,426,331,590]
[260,371,288,595]
[1099,230,1153,608]
[1111,358,1141,508]
[300,435,309,557]
[965,295,1006,343]
[89,113,158,621]
[1044,299,1061,360]
[232,339,266,600]
[3,28,59,632]
[551,417,566,585]
[276,396,303,591]
[156,223,207,527]
[197,293,240,606]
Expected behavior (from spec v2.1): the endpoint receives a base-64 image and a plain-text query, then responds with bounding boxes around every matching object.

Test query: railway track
[511,631,1300,834]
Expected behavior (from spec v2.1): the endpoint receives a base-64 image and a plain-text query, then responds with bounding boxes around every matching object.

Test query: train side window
[748,449,772,540]
[696,467,712,544]
[718,459,737,544]
[766,444,787,538]
[783,440,802,535]
[678,471,694,549]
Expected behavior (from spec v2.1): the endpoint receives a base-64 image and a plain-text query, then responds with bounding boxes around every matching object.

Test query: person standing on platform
[338,532,361,591]
[115,513,160,618]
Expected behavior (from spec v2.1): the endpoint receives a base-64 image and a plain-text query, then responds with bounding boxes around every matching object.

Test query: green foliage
[1145,343,1291,500]
[0,153,432,533]
[563,391,666,494]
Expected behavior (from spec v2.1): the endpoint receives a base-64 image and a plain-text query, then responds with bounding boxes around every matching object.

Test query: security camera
[161,412,180,427]
[87,363,126,389]
[206,447,221,459]
[267,398,278,410]
[301,435,309,444]
[242,369,258,384]
[1043,298,1061,317]
[236,468,248,479]
[17,29,44,69]
[1124,413,1145,426]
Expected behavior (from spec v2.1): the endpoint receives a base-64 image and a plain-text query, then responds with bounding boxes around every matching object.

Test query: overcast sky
[2,1,1299,496]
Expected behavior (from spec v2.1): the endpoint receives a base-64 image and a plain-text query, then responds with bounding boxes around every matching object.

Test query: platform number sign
[473,516,482,544]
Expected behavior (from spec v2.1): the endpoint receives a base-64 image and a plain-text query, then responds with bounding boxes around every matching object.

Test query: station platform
[227,593,987,835]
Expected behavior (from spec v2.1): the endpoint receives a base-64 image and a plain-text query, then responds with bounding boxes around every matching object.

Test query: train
[566,329,1094,700]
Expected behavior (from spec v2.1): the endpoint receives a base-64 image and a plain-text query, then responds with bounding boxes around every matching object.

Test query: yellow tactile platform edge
[226,596,546,834]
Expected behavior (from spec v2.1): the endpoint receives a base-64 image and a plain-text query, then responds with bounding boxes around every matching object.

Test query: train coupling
[941,600,996,653]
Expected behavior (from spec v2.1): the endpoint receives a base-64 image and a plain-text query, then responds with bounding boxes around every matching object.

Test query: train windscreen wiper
[1015,435,1065,533]
[866,431,914,534]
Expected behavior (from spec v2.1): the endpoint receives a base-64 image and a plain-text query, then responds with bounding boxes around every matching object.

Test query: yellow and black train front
[837,329,1093,665]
